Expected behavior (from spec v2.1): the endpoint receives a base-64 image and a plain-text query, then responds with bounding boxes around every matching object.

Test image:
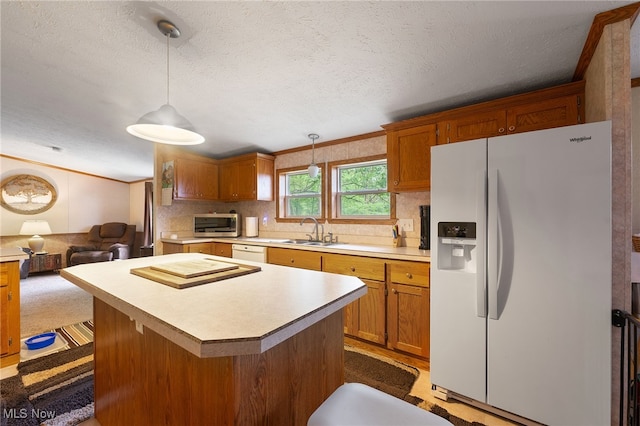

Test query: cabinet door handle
[392,289,397,294]
[350,266,356,272]
[508,125,515,132]
[406,273,413,279]
[498,127,505,133]
[394,180,399,185]
[290,259,295,263]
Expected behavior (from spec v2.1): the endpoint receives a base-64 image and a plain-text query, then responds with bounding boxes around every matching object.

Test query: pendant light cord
[309,133,318,164]
[166,32,170,105]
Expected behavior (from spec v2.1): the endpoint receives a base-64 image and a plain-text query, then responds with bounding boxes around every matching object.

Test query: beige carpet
[20,272,93,338]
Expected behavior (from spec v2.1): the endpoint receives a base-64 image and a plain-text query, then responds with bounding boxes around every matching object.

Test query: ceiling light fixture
[126,20,204,145]
[307,133,320,178]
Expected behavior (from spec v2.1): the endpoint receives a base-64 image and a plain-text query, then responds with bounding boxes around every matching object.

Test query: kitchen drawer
[388,261,429,287]
[213,243,233,258]
[322,253,385,281]
[187,243,214,254]
[268,248,322,271]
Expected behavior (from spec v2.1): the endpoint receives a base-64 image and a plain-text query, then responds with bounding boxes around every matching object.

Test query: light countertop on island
[61,253,366,358]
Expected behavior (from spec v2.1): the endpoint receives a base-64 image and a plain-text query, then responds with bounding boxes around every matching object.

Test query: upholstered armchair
[67,223,136,266]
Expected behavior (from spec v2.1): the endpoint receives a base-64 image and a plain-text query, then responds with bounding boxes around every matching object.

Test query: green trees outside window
[279,157,390,221]
[286,171,321,217]
[336,161,389,218]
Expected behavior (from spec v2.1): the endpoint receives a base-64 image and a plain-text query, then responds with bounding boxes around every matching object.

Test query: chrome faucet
[300,217,323,242]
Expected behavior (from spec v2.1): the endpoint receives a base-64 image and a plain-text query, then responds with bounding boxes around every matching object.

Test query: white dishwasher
[232,244,267,263]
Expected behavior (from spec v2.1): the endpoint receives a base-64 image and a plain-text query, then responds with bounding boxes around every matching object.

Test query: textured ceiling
[1,1,638,182]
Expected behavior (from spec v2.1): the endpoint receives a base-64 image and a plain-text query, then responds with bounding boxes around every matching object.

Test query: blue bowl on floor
[25,332,56,350]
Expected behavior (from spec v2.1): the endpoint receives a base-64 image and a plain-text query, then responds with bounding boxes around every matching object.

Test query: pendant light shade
[126,20,204,145]
[127,104,204,145]
[307,133,320,178]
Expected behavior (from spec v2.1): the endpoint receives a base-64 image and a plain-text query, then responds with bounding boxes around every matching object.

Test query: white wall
[129,181,147,232]
[0,156,134,236]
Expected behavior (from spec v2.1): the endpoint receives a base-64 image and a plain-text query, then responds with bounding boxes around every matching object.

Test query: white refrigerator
[430,121,612,425]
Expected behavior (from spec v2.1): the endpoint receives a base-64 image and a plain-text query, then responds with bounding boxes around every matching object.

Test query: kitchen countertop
[61,253,366,358]
[161,236,431,262]
[0,247,29,262]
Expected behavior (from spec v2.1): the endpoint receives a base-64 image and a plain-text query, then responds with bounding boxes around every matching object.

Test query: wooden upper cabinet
[219,153,274,202]
[439,110,508,143]
[439,94,581,144]
[387,123,436,192]
[173,158,218,201]
[218,163,236,201]
[236,158,259,200]
[386,80,584,150]
[506,95,580,135]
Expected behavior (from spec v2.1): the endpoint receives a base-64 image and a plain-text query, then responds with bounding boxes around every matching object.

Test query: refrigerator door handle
[476,169,487,318]
[488,168,500,320]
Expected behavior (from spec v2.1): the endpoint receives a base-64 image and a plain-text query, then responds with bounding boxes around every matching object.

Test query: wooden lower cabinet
[268,248,431,359]
[212,243,232,258]
[387,262,430,358]
[268,247,322,271]
[323,254,387,346]
[163,242,233,257]
[345,279,386,344]
[1,261,21,366]
[162,242,212,255]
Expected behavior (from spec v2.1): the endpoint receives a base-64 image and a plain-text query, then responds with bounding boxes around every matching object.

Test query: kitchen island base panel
[93,297,345,425]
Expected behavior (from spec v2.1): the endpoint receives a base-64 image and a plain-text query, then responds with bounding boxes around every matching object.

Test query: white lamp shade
[127,104,205,145]
[20,220,52,236]
[19,220,52,253]
[308,163,319,178]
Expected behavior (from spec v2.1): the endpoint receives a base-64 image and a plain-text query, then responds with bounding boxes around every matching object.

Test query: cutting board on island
[130,259,261,289]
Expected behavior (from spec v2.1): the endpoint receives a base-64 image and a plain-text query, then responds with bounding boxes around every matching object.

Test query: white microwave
[194,213,241,238]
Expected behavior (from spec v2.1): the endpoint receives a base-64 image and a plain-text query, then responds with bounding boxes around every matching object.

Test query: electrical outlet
[397,219,414,232]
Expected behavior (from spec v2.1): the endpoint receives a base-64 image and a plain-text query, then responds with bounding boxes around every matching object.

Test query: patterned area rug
[344,344,422,404]
[1,343,94,426]
[49,321,93,349]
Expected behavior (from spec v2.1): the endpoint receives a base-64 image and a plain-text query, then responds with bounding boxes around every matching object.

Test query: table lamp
[20,220,52,254]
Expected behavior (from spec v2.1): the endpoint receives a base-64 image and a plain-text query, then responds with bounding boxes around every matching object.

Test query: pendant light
[127,20,204,145]
[307,133,320,178]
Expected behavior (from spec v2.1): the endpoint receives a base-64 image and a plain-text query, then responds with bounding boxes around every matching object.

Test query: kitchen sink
[280,239,337,246]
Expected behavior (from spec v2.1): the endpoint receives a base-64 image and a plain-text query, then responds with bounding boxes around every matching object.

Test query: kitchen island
[61,253,366,425]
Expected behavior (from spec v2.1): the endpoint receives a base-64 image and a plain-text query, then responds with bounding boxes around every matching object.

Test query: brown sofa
[67,223,136,266]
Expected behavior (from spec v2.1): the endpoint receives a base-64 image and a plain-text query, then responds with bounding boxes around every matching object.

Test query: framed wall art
[1,174,57,214]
